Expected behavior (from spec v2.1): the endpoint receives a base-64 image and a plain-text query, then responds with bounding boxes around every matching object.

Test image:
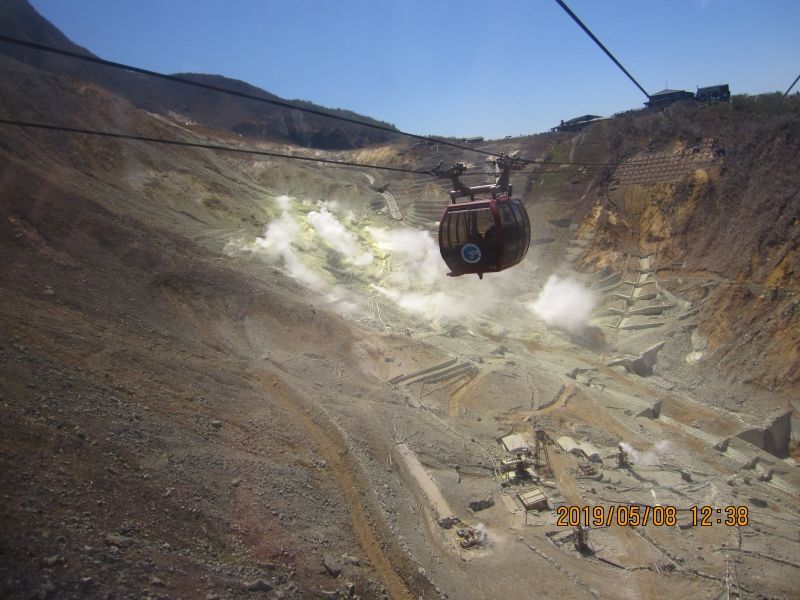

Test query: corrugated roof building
[501,434,529,455]
[557,436,603,462]
[518,488,549,511]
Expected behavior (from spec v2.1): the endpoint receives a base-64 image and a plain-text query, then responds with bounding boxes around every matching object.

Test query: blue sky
[28,0,800,139]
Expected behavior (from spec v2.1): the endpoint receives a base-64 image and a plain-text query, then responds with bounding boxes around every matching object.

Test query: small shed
[552,114,604,132]
[518,488,549,511]
[576,442,603,463]
[501,434,529,455]
[557,436,580,454]
[557,436,603,463]
[697,84,730,103]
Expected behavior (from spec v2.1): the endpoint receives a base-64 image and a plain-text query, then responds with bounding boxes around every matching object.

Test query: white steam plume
[275,194,292,211]
[229,204,527,326]
[366,226,447,287]
[226,196,362,316]
[530,275,596,333]
[366,227,498,324]
[252,212,322,288]
[308,207,373,266]
[620,441,671,466]
[474,523,489,544]
[370,285,471,323]
[366,226,530,325]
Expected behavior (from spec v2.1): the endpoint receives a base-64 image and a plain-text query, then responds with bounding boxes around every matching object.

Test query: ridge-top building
[697,84,731,103]
[645,89,695,108]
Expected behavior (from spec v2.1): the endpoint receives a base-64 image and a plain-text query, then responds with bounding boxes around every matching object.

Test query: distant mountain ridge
[0,0,399,149]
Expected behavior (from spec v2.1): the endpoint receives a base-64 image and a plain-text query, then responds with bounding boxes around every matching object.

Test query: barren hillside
[0,0,399,149]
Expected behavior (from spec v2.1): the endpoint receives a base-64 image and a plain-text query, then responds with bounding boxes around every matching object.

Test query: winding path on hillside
[381,191,403,221]
[251,367,416,600]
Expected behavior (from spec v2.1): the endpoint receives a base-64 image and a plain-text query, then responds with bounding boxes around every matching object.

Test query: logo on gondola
[461,243,482,264]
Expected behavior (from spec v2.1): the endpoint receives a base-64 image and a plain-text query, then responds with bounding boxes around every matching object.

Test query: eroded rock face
[629,342,665,377]
[606,342,665,377]
[578,113,800,396]
[736,411,793,458]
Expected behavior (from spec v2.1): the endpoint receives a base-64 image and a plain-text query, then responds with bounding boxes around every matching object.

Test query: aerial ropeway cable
[0,34,701,171]
[0,33,724,175]
[0,118,433,175]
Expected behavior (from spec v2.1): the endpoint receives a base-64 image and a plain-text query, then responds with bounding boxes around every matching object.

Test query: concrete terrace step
[591,315,623,329]
[594,384,661,417]
[592,271,622,289]
[402,207,439,229]
[388,359,478,386]
[632,283,659,300]
[388,359,457,384]
[611,284,637,300]
[595,281,624,295]
[626,301,673,316]
[659,417,800,497]
[408,203,444,218]
[617,316,666,330]
[623,273,657,287]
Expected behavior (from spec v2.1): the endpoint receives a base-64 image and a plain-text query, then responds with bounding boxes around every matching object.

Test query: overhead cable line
[553,1,700,139]
[0,34,696,169]
[0,34,534,165]
[553,0,650,99]
[0,117,608,179]
[0,118,432,175]
[770,71,800,114]
[0,114,715,185]
[0,34,723,176]
[469,169,601,175]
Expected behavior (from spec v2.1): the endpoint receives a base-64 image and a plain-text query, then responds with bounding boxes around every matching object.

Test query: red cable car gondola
[438,158,531,278]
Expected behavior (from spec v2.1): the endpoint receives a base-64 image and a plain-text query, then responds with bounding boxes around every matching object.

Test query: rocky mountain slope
[0,0,399,149]
[571,100,800,398]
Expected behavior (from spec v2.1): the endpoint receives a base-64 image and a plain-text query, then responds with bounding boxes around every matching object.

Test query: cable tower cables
[553,1,701,139]
[0,34,685,169]
[771,71,800,114]
[0,34,518,163]
[553,0,650,100]
[0,118,432,175]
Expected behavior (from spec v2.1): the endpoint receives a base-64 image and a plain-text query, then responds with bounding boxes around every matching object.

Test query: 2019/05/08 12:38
[556,505,750,527]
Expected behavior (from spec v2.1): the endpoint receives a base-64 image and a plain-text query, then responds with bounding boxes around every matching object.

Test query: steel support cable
[469,169,602,175]
[0,34,697,170]
[4,126,786,292]
[458,145,719,170]
[0,116,703,186]
[0,34,529,164]
[0,115,722,186]
[553,1,704,139]
[0,117,432,175]
[770,71,800,114]
[553,0,650,99]
[0,35,727,177]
